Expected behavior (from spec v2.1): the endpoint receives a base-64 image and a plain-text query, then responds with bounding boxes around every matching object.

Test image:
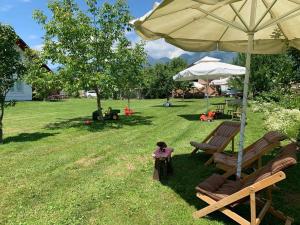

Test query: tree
[114,38,146,108]
[288,47,300,82]
[33,0,132,120]
[142,57,188,101]
[232,52,297,97]
[169,58,190,100]
[24,49,61,100]
[0,24,25,143]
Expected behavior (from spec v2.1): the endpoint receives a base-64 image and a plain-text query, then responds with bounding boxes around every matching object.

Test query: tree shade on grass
[0,99,299,225]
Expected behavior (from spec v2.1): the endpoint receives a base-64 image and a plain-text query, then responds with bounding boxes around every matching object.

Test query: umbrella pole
[236,33,254,178]
[206,78,209,114]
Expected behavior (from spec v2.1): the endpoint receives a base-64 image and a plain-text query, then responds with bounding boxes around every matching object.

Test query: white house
[6,81,32,101]
[5,39,51,101]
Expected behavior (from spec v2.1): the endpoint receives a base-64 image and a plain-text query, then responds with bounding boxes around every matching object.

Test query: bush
[264,108,300,140]
[255,90,300,109]
[251,101,300,140]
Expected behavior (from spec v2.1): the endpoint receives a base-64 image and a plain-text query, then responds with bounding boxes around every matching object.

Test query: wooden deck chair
[190,121,240,165]
[213,131,287,178]
[193,143,298,225]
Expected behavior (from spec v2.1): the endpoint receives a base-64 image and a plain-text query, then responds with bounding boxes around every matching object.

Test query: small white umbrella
[133,0,300,178]
[173,56,245,113]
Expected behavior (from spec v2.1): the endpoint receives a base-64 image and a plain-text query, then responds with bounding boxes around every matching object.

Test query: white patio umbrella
[173,56,245,113]
[133,0,300,178]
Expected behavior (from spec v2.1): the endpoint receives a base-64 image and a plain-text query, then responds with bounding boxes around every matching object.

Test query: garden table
[152,147,173,181]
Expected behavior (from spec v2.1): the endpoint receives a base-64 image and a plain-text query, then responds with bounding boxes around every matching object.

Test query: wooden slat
[195,194,250,225]
[250,191,256,225]
[194,187,251,218]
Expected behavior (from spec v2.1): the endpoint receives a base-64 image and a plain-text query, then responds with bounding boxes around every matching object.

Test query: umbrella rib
[256,6,300,31]
[218,0,248,42]
[288,0,300,4]
[229,2,250,31]
[259,0,289,40]
[195,7,247,32]
[253,0,278,31]
[166,2,234,37]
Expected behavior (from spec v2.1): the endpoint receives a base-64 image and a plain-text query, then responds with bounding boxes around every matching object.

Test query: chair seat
[196,174,242,201]
[190,141,218,154]
[214,152,237,167]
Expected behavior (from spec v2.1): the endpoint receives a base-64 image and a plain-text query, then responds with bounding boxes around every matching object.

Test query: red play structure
[200,111,216,122]
[124,106,134,116]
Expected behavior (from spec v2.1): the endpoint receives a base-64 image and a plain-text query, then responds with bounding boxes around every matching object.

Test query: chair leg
[191,148,199,155]
[250,192,256,225]
[204,156,214,166]
[256,198,294,224]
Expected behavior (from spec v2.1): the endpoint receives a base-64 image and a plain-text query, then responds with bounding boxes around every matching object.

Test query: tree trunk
[95,88,103,121]
[0,98,4,144]
[127,97,130,109]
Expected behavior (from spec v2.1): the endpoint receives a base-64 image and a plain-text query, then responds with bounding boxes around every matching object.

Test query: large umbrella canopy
[134,0,300,53]
[173,56,245,81]
[133,0,300,178]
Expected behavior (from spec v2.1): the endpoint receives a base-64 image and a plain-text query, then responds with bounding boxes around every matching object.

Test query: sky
[0,0,189,60]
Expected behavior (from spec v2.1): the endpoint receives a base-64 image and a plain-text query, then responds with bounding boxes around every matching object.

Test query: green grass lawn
[0,98,299,225]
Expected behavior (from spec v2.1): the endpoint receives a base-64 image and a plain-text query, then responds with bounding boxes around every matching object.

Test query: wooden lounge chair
[193,143,298,225]
[190,121,240,165]
[213,131,287,178]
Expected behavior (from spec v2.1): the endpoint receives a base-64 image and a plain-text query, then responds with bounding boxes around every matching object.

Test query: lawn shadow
[151,105,188,108]
[4,132,58,144]
[160,153,240,224]
[178,113,237,121]
[44,114,153,131]
[215,114,234,120]
[175,100,196,103]
[159,150,300,224]
[178,114,200,121]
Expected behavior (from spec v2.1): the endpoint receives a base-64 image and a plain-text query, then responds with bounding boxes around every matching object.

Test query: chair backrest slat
[207,121,240,148]
[243,143,298,187]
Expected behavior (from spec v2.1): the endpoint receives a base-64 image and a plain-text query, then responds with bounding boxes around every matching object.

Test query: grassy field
[0,98,299,225]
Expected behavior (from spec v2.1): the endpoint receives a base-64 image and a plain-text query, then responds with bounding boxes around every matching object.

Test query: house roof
[16,38,52,72]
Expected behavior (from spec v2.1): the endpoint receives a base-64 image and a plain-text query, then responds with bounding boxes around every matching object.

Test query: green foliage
[24,49,62,100]
[142,57,188,99]
[0,23,26,143]
[256,90,300,109]
[233,52,297,97]
[33,0,132,118]
[288,47,300,82]
[0,23,25,99]
[113,38,147,105]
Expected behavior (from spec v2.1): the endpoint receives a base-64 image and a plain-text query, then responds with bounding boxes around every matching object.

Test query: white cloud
[21,0,31,3]
[29,35,38,40]
[143,39,192,59]
[0,4,13,12]
[32,44,44,51]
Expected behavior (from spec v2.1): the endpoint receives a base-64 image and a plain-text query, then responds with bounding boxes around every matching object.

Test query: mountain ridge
[148,51,238,65]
